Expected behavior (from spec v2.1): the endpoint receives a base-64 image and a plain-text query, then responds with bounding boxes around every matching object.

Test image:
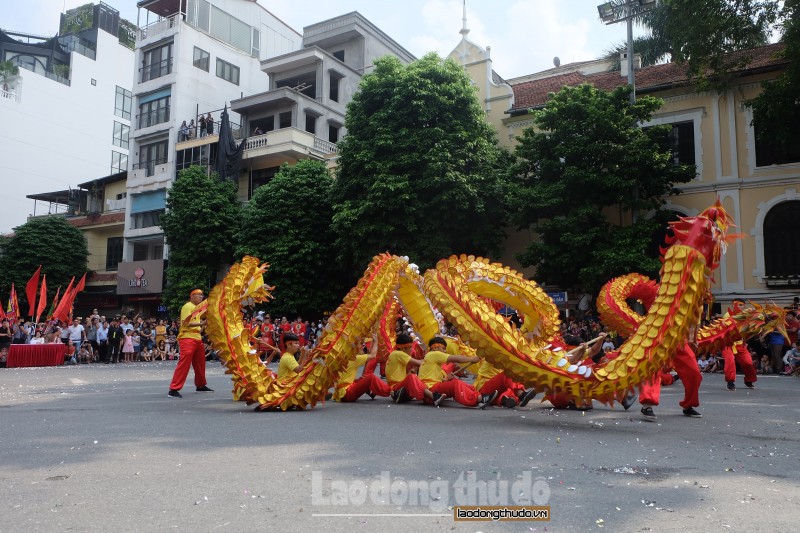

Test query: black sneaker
[433,392,446,406]
[392,387,405,404]
[367,391,376,400]
[683,407,702,418]
[672,374,681,382]
[196,385,214,392]
[501,396,517,408]
[621,391,638,410]
[726,381,736,391]
[168,389,182,399]
[478,390,499,409]
[744,381,755,389]
[640,406,657,421]
[518,388,537,407]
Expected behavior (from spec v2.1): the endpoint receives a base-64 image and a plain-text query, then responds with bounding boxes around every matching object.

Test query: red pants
[722,344,757,383]
[478,373,523,405]
[660,370,675,386]
[389,374,427,400]
[640,343,701,408]
[430,379,479,407]
[169,338,206,391]
[340,374,391,402]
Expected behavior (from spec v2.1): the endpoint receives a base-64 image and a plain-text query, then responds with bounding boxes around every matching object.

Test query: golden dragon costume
[201,203,737,411]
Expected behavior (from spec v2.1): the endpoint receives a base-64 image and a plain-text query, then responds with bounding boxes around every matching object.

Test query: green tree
[330,53,511,274]
[0,216,88,313]
[510,84,695,293]
[237,160,344,318]
[160,166,241,315]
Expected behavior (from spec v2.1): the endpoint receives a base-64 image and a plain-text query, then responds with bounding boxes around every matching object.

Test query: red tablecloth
[7,344,66,368]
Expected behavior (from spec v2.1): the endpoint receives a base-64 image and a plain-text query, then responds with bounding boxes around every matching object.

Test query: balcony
[1,86,19,102]
[136,13,180,44]
[242,127,337,162]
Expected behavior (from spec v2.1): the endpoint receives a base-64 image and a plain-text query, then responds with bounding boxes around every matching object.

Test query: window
[279,111,292,129]
[276,73,316,98]
[193,46,209,71]
[141,42,173,82]
[764,201,800,277]
[329,73,340,102]
[138,95,170,129]
[116,192,127,200]
[137,140,169,177]
[305,113,316,135]
[111,151,128,173]
[112,121,129,149]
[754,118,800,167]
[667,121,695,166]
[115,86,132,119]
[329,125,339,143]
[250,116,274,135]
[131,210,164,229]
[250,167,279,198]
[106,237,123,271]
[216,58,240,85]
[333,50,345,62]
[252,28,260,58]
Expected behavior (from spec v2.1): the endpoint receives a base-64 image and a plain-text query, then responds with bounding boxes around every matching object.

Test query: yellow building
[449,31,799,307]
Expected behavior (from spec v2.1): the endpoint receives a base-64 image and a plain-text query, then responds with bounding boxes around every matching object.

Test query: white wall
[0,29,134,233]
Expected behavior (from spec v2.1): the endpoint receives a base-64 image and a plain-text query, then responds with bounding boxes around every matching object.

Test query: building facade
[450,31,799,307]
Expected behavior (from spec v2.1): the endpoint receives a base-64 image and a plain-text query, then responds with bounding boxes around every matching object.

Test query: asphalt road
[1,361,798,532]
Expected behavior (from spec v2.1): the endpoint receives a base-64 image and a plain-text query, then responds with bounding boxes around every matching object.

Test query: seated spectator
[78,344,92,364]
[698,353,711,372]
[29,331,45,345]
[759,354,773,374]
[0,347,7,368]
[65,340,77,365]
[782,340,800,375]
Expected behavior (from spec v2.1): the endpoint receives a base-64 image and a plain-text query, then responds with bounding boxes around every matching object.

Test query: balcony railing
[132,158,168,177]
[1,87,18,101]
[136,106,170,129]
[59,34,97,60]
[241,128,338,155]
[137,14,180,42]
[139,57,173,83]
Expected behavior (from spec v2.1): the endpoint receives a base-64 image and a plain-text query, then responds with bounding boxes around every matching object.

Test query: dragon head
[732,301,790,343]
[664,200,742,271]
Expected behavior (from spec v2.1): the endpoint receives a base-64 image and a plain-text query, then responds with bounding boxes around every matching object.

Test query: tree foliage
[160,166,241,315]
[237,160,345,318]
[0,216,88,312]
[510,84,695,293]
[330,53,511,274]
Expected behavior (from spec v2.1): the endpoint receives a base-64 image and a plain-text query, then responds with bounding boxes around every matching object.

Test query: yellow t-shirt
[385,350,412,386]
[178,301,202,340]
[278,353,299,380]
[419,350,450,387]
[473,360,502,391]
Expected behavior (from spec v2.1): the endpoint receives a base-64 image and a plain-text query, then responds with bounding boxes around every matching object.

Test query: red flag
[0,300,5,321]
[54,273,85,323]
[52,277,74,323]
[35,275,48,323]
[6,284,19,322]
[26,265,42,317]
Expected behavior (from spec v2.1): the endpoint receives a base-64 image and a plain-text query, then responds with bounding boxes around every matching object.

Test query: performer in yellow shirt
[277,333,310,380]
[420,337,499,408]
[334,333,391,402]
[168,289,213,398]
[385,333,435,404]
[473,360,537,408]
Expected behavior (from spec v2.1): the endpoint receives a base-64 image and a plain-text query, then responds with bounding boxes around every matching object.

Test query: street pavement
[1,361,799,532]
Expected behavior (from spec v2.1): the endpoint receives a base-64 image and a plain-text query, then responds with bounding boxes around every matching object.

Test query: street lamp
[597,0,656,103]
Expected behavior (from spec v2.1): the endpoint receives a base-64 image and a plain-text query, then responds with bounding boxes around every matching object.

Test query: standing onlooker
[122,329,135,363]
[765,329,787,374]
[188,119,195,139]
[179,120,189,141]
[205,112,214,136]
[96,320,109,363]
[86,318,99,360]
[198,114,207,137]
[0,319,12,351]
[68,318,86,353]
[12,319,29,344]
[107,318,124,364]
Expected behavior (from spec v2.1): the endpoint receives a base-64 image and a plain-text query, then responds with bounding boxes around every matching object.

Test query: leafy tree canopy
[510,84,695,293]
[330,53,511,273]
[0,216,88,312]
[237,159,345,318]
[160,166,241,314]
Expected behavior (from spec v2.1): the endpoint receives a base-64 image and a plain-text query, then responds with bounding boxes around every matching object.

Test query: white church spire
[460,0,469,36]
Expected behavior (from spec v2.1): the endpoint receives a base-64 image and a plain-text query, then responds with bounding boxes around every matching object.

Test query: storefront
[116,259,166,318]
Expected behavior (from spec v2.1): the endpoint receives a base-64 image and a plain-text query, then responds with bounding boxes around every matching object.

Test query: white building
[0,2,135,230]
[121,0,302,310]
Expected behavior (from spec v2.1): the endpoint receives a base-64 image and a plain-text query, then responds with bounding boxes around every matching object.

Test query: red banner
[25,265,42,318]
